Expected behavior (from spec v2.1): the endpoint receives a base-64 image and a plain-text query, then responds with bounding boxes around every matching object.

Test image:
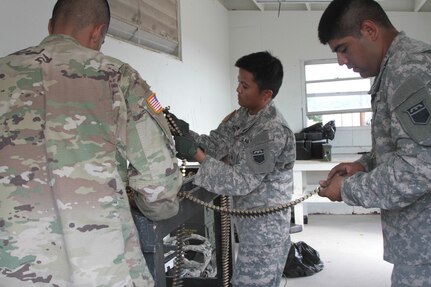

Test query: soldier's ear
[360,20,378,41]
[89,24,107,51]
[48,19,53,35]
[262,89,273,102]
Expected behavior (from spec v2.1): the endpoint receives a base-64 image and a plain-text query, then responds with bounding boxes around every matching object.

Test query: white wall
[0,1,55,54]
[228,11,431,151]
[0,0,232,135]
[2,2,431,146]
[104,0,232,134]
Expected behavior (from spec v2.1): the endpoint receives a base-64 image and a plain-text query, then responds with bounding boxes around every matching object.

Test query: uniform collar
[40,34,82,47]
[236,100,275,135]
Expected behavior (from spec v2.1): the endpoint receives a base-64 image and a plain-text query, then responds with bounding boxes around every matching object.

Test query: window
[304,60,372,127]
[107,0,181,58]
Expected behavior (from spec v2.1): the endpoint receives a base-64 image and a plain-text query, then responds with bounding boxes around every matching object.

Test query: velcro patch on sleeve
[246,143,275,174]
[395,85,431,145]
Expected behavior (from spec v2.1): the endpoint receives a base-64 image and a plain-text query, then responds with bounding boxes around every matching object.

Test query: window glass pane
[305,63,358,81]
[307,94,371,113]
[306,78,371,94]
[307,112,372,127]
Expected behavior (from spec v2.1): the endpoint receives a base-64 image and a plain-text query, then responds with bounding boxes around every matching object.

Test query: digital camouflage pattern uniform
[191,101,296,287]
[0,34,182,286]
[340,32,431,287]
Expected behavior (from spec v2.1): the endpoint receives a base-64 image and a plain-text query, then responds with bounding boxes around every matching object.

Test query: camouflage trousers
[231,237,291,287]
[391,264,431,287]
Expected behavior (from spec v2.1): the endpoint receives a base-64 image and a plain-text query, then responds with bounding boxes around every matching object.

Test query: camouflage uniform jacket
[0,34,182,286]
[192,101,296,245]
[341,32,431,265]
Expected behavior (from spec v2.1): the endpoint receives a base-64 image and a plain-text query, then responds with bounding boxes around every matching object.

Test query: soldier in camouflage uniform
[317,1,431,286]
[172,51,296,287]
[0,0,182,286]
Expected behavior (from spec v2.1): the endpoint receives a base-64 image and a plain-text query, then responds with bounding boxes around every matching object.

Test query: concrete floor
[281,214,393,287]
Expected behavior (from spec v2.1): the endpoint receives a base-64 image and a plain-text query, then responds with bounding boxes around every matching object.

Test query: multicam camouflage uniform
[191,101,296,287]
[0,34,182,286]
[341,32,431,287]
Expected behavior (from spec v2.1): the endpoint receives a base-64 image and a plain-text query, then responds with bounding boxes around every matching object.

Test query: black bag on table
[283,241,324,278]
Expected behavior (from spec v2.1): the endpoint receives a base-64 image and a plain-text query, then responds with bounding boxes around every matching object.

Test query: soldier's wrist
[194,148,206,163]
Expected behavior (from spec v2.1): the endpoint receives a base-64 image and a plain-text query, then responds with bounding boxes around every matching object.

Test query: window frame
[302,58,373,126]
[107,0,182,59]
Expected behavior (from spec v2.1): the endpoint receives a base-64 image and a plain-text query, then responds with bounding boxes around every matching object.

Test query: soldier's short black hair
[235,51,283,99]
[318,0,394,44]
[51,0,111,32]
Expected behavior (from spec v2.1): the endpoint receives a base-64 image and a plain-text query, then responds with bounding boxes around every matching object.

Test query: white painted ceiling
[219,0,431,12]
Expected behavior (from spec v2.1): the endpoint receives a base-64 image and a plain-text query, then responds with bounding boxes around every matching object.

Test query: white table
[292,154,361,227]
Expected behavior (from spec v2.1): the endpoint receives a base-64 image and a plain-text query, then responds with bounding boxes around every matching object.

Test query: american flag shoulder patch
[146,93,163,114]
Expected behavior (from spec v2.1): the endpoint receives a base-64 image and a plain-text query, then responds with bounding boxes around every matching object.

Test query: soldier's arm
[120,65,182,221]
[189,111,237,160]
[341,74,431,210]
[193,125,291,196]
[355,151,375,172]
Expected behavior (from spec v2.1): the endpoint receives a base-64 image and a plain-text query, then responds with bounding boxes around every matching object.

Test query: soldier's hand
[326,162,365,180]
[163,109,189,136]
[174,134,198,161]
[318,174,344,202]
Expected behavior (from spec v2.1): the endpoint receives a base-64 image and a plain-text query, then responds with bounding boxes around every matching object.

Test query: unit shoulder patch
[252,149,265,164]
[246,142,275,174]
[395,83,431,145]
[405,101,430,125]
